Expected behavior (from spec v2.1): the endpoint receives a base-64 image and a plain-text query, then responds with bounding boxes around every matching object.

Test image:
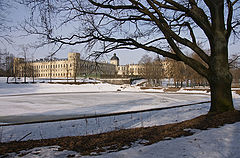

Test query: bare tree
[20,0,240,113]
[231,68,240,87]
[29,54,37,83]
[188,52,208,87]
[19,46,29,83]
[0,49,8,77]
[230,53,240,87]
[167,60,187,87]
[72,55,81,82]
[46,53,55,83]
[139,55,154,85]
[139,55,164,86]
[165,53,208,87]
[16,45,36,83]
[229,53,240,68]
[0,49,14,83]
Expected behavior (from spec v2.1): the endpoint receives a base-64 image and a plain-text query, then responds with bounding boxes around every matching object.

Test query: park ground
[0,77,240,157]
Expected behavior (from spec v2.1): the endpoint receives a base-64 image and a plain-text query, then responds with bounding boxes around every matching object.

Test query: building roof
[110,53,119,61]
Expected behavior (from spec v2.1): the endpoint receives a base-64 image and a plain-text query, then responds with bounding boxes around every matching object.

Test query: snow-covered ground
[7,122,240,158]
[82,122,240,158]
[0,77,211,124]
[1,77,240,157]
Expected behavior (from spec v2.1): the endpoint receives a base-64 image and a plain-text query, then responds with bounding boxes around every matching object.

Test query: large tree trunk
[208,73,234,113]
[208,30,234,113]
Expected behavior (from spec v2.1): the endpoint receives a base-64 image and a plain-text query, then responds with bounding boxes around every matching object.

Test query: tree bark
[207,31,234,113]
[208,73,234,113]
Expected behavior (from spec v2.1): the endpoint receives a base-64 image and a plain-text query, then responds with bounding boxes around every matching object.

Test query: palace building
[13,52,145,78]
[110,53,145,77]
[13,52,116,78]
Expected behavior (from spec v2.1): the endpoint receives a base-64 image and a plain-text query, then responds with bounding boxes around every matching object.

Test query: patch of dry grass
[140,87,163,90]
[48,82,100,85]
[163,87,181,92]
[183,88,210,92]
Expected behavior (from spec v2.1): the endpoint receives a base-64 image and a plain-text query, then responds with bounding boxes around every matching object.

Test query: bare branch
[185,22,196,44]
[232,0,239,5]
[229,54,240,67]
[88,0,138,10]
[226,0,233,39]
[165,0,213,40]
[142,0,210,65]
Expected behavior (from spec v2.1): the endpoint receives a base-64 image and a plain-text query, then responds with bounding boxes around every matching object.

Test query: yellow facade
[110,54,169,77]
[116,64,144,76]
[14,52,116,78]
[14,53,165,78]
[110,54,145,77]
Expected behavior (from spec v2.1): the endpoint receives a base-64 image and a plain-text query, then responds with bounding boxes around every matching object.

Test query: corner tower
[68,52,80,61]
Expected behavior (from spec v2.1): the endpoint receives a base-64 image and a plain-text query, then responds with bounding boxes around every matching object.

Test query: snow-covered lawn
[0,77,240,157]
[82,122,240,158]
[7,122,240,158]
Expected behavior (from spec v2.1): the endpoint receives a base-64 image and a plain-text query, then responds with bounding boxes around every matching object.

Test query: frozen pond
[0,92,209,123]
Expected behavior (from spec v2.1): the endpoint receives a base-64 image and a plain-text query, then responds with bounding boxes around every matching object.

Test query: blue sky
[1,1,239,65]
[1,1,152,65]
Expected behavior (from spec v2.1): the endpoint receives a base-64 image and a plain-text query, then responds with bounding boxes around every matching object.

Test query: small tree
[29,56,36,83]
[66,63,69,82]
[0,49,14,82]
[5,54,14,83]
[139,55,164,86]
[72,56,79,82]
[165,59,187,87]
[19,46,29,83]
[139,54,153,84]
[230,54,240,87]
[0,49,8,77]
